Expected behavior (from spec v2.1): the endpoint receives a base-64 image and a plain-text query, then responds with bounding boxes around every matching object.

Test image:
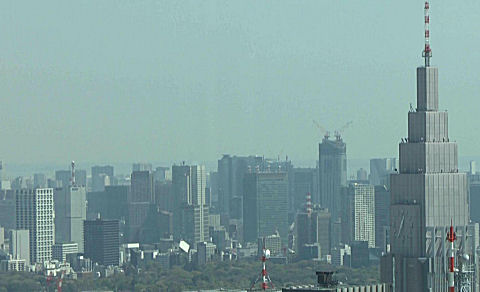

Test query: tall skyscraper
[292,168,315,212]
[132,163,152,172]
[172,164,209,244]
[243,172,288,244]
[381,5,477,290]
[318,135,347,221]
[15,188,55,264]
[341,183,375,248]
[54,185,87,252]
[369,158,397,186]
[128,170,154,242]
[91,165,114,192]
[56,169,87,188]
[33,173,47,188]
[84,218,119,266]
[218,155,264,218]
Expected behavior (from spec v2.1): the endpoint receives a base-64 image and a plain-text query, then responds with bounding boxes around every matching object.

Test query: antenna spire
[422,1,432,66]
[71,161,76,187]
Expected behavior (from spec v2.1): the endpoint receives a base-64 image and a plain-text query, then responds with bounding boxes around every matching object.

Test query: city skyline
[1,1,480,164]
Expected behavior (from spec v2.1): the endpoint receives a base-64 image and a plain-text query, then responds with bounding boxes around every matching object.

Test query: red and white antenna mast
[251,238,274,291]
[306,192,312,217]
[446,220,457,292]
[71,161,76,187]
[422,1,432,67]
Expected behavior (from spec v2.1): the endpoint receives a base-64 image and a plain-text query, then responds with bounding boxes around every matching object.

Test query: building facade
[91,165,114,192]
[54,185,87,252]
[381,42,478,291]
[318,135,347,223]
[128,170,154,242]
[243,172,288,244]
[84,218,119,266]
[15,188,55,264]
[172,165,209,244]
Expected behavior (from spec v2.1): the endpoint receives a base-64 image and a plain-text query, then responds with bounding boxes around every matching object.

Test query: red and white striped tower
[261,247,268,290]
[446,220,457,292]
[306,192,312,217]
[251,238,274,290]
[70,160,76,187]
[422,1,432,66]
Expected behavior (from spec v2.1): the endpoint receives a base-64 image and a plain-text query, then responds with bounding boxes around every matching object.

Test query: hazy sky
[1,1,479,165]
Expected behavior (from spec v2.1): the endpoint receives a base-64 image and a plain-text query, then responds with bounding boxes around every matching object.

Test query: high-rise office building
[381,13,477,290]
[84,218,119,266]
[217,155,264,218]
[292,168,315,212]
[172,165,209,244]
[54,185,87,252]
[243,172,288,244]
[318,135,347,221]
[128,170,154,242]
[369,158,397,186]
[91,165,114,192]
[132,163,152,172]
[15,188,55,264]
[33,173,47,188]
[356,168,368,182]
[153,167,172,183]
[56,169,87,188]
[341,183,375,248]
[87,185,129,221]
[352,184,375,248]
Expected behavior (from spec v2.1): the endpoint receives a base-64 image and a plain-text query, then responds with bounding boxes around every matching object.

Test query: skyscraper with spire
[381,2,479,291]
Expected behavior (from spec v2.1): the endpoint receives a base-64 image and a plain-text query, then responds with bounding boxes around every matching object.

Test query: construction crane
[312,120,329,139]
[334,121,353,140]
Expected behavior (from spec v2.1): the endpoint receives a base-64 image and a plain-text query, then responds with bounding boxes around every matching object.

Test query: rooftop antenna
[71,161,76,187]
[250,237,274,290]
[422,1,432,67]
[446,219,456,292]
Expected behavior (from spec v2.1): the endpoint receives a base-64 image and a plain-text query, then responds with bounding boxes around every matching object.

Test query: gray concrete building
[128,170,154,242]
[292,168,315,212]
[374,185,390,250]
[33,173,47,188]
[54,185,87,252]
[56,169,86,188]
[369,158,397,186]
[10,229,30,266]
[243,172,288,245]
[172,165,209,244]
[91,165,114,192]
[52,242,78,262]
[380,50,478,291]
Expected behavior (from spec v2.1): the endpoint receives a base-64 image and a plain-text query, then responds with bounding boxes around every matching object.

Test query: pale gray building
[54,185,87,252]
[52,242,78,262]
[10,229,30,266]
[172,164,209,244]
[380,51,478,291]
[369,158,397,186]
